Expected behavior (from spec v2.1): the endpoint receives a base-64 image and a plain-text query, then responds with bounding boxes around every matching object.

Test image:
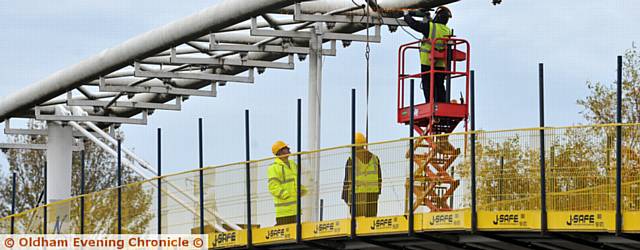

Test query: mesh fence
[622,125,640,212]
[0,123,639,236]
[204,163,247,231]
[161,170,201,234]
[475,129,541,211]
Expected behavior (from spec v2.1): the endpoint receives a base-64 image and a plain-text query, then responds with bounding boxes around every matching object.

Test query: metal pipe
[11,172,16,234]
[67,120,235,232]
[104,0,452,120]
[68,121,136,169]
[84,122,155,173]
[539,63,547,233]
[277,0,453,16]
[408,79,415,236]
[245,109,253,248]
[616,55,622,235]
[319,199,324,221]
[0,0,304,121]
[80,150,85,234]
[157,128,162,235]
[306,25,322,221]
[350,88,356,239]
[296,98,302,244]
[470,70,477,233]
[43,162,47,234]
[199,118,205,234]
[117,139,122,234]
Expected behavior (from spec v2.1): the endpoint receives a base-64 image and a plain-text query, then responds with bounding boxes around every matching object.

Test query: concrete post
[46,122,73,203]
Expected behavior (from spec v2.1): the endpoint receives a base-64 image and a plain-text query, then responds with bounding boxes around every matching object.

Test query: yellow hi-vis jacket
[268,158,306,218]
[420,21,452,68]
[353,154,381,194]
[341,152,382,204]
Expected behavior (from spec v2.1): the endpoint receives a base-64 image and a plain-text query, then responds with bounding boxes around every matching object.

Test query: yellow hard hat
[272,140,289,155]
[355,132,367,145]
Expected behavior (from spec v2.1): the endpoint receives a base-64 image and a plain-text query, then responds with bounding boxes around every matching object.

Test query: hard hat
[272,140,289,155]
[355,132,367,145]
[435,6,452,18]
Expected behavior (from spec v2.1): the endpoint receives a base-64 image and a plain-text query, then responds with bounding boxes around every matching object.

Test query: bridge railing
[1,123,639,242]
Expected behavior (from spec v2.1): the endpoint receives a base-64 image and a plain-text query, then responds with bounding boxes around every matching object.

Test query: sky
[0,0,639,176]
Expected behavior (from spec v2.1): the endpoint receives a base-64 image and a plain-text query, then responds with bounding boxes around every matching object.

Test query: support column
[46,122,73,203]
[304,24,322,221]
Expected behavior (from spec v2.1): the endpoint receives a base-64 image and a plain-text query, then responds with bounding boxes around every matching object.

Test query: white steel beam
[0,0,305,121]
[293,2,408,26]
[35,106,148,125]
[67,91,183,111]
[99,77,218,97]
[134,62,255,83]
[166,50,296,70]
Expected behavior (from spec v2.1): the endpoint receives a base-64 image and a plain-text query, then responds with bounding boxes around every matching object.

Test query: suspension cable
[364,0,371,139]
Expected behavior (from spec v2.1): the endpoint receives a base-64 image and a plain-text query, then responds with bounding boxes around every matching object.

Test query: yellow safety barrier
[0,123,638,248]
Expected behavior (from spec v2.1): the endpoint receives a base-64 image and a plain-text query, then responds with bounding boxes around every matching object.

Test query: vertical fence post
[43,161,47,234]
[80,149,85,234]
[408,79,415,236]
[470,70,477,233]
[11,172,16,234]
[319,199,324,221]
[157,128,162,235]
[350,88,357,239]
[499,156,504,202]
[296,98,302,243]
[199,118,205,235]
[117,139,122,234]
[616,55,623,235]
[245,109,253,248]
[539,63,547,233]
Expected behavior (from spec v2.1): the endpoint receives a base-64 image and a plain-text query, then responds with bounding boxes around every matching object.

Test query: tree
[0,121,153,234]
[458,45,640,212]
[576,44,640,211]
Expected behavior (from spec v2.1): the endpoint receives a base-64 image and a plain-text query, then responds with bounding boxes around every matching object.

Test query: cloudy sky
[0,0,638,175]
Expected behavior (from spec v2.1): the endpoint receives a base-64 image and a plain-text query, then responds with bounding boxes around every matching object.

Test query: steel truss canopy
[0,0,458,127]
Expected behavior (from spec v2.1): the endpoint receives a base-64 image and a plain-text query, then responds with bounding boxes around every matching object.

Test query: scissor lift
[397,36,470,212]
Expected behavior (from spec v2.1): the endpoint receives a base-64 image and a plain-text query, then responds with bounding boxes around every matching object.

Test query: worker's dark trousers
[421,65,447,103]
[276,215,296,225]
[348,193,379,217]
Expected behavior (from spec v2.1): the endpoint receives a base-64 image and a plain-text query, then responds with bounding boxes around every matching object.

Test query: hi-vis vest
[268,158,301,218]
[420,22,452,67]
[350,155,381,194]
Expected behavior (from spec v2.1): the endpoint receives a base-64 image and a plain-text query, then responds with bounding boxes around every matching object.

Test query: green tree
[0,121,153,233]
[576,44,640,210]
[459,45,640,211]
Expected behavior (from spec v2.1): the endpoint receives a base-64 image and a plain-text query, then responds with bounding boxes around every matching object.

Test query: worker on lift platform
[268,141,307,225]
[403,6,453,104]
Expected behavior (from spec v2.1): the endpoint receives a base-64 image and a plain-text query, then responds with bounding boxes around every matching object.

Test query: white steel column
[304,24,323,221]
[46,122,73,203]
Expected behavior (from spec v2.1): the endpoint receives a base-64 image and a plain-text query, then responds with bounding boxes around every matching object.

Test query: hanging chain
[365,0,371,139]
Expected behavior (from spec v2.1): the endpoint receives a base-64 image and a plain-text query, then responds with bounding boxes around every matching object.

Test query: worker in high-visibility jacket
[341,133,382,217]
[268,140,307,225]
[403,6,453,103]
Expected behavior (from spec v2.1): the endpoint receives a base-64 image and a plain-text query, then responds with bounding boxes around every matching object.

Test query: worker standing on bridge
[268,140,307,225]
[403,7,453,103]
[341,133,382,217]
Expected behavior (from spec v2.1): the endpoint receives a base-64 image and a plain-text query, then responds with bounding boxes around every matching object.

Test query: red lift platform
[397,36,470,212]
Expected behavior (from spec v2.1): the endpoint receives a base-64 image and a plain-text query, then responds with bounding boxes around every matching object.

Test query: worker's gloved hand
[403,10,409,16]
